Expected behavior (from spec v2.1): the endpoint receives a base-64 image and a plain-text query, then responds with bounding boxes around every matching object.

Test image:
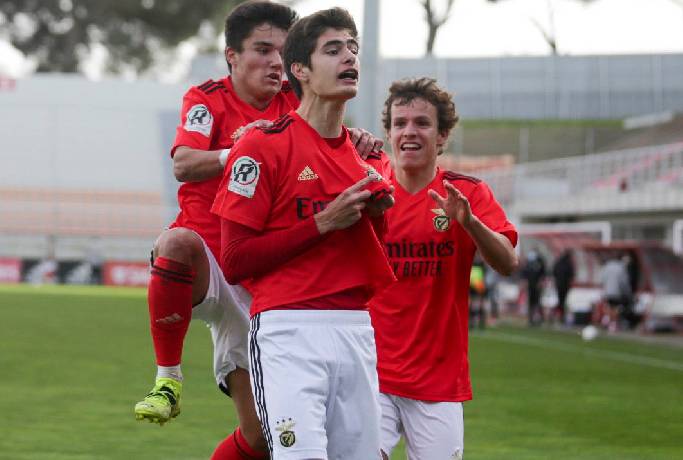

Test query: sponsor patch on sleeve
[184,104,213,137]
[228,156,261,198]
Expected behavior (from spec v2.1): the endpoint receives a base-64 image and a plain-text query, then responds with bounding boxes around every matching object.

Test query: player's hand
[314,176,374,234]
[232,119,274,142]
[428,180,473,227]
[349,127,383,159]
[365,186,395,217]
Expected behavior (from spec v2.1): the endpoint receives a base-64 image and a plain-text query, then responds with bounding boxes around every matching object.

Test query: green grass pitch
[1,284,681,459]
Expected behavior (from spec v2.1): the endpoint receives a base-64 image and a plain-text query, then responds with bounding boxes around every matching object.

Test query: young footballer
[134,3,297,459]
[369,78,519,460]
[212,8,394,459]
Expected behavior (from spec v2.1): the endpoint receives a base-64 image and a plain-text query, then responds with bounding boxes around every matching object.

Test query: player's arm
[174,120,273,182]
[221,218,324,284]
[173,146,227,182]
[429,180,518,276]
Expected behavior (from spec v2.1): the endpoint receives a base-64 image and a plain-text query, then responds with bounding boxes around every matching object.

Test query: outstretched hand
[428,180,473,227]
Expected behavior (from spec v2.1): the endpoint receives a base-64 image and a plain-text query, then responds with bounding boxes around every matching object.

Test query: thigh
[378,393,403,459]
[400,398,464,460]
[192,241,252,384]
[327,321,381,460]
[249,314,331,460]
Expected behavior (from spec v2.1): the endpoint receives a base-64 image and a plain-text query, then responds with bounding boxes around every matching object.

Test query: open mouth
[266,72,281,83]
[338,69,358,82]
[400,142,421,151]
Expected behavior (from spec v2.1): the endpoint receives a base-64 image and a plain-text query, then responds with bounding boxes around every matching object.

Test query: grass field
[1,284,682,460]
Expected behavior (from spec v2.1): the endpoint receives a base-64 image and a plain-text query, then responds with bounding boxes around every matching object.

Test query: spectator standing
[600,253,632,332]
[552,249,574,326]
[523,248,546,326]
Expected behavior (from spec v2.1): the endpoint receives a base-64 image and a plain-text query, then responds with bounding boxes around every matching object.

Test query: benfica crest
[276,418,296,448]
[431,208,451,232]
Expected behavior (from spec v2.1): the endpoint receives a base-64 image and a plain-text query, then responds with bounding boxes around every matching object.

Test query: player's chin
[329,86,357,101]
[260,85,280,99]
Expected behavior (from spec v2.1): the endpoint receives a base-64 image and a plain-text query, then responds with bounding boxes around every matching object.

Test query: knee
[154,228,203,265]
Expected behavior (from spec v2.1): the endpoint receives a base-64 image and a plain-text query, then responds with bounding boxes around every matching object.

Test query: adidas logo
[297,166,319,181]
[156,313,184,325]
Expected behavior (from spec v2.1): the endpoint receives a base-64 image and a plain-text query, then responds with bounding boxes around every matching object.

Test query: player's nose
[271,51,283,68]
[402,121,417,136]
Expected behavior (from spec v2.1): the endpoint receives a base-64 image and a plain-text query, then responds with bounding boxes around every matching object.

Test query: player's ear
[436,131,448,155]
[226,47,238,69]
[290,62,309,83]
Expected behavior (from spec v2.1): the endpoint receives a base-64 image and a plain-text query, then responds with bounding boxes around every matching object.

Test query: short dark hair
[283,7,358,99]
[382,77,459,142]
[224,1,298,72]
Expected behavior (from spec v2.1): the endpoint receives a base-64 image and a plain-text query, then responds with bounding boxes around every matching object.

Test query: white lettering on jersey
[228,156,260,198]
[184,104,213,137]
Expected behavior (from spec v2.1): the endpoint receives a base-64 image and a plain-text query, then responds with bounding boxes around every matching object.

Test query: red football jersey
[369,169,517,402]
[211,111,396,315]
[169,77,298,259]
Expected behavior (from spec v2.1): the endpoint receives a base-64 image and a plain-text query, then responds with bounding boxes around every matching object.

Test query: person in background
[552,249,574,326]
[599,252,632,332]
[523,247,547,326]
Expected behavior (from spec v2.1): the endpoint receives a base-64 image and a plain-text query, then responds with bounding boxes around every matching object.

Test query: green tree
[0,0,240,74]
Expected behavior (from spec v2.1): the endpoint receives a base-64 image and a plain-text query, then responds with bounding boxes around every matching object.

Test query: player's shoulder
[233,113,296,153]
[258,112,297,135]
[363,149,388,162]
[441,170,481,185]
[195,78,229,95]
[441,170,487,197]
[184,78,229,102]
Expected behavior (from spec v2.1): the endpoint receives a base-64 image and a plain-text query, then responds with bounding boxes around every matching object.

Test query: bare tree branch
[420,0,457,55]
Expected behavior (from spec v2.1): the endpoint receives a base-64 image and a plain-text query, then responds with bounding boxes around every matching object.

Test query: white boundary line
[478,331,683,372]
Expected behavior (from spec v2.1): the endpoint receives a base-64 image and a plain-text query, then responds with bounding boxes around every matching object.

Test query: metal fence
[479,142,683,219]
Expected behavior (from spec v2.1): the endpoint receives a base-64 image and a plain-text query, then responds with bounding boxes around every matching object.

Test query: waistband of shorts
[254,309,371,326]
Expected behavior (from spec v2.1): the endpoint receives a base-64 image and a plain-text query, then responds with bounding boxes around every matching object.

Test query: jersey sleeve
[211,132,275,231]
[171,87,222,156]
[469,181,518,247]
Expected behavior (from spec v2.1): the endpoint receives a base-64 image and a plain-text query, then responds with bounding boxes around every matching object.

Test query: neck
[296,94,346,138]
[396,164,438,194]
[231,76,270,111]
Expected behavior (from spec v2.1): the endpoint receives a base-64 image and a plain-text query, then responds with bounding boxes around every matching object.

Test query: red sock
[211,428,269,460]
[148,257,194,366]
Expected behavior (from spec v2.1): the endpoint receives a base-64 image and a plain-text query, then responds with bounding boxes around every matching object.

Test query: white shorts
[380,393,464,460]
[249,310,381,460]
[190,236,252,391]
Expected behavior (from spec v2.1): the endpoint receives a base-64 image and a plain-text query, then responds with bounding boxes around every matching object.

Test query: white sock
[156,365,183,382]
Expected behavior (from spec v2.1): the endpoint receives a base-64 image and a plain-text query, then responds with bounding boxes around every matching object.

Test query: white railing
[479,142,683,216]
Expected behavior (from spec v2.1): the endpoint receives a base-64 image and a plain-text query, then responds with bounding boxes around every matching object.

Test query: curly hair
[382,77,459,138]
